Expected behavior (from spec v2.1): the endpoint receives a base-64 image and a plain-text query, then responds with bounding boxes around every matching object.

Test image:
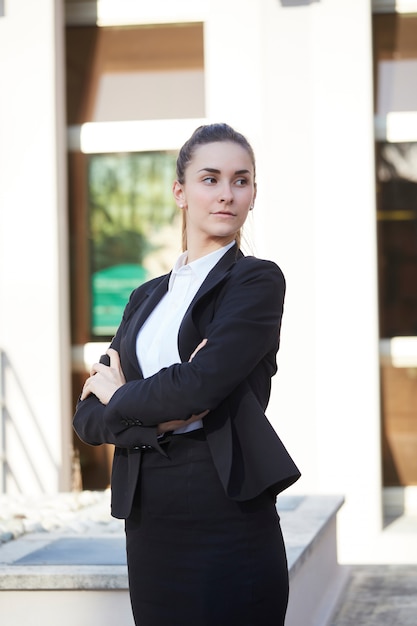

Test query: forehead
[189,141,254,172]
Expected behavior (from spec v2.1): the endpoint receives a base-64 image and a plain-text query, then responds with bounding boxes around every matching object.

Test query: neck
[186,237,235,263]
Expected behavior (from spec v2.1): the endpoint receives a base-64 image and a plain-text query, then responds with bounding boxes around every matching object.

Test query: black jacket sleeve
[101,257,285,432]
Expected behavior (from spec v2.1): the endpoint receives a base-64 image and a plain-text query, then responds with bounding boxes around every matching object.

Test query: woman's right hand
[80,348,126,404]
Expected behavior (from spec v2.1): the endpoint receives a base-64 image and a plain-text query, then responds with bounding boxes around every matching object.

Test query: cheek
[186,189,212,209]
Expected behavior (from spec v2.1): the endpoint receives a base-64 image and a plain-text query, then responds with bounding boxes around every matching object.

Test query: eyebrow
[197,167,251,175]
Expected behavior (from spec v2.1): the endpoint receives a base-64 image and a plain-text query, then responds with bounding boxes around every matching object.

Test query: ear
[172,180,186,208]
[250,182,257,210]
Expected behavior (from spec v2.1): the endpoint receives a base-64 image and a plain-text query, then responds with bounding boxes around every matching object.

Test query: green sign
[92,264,148,336]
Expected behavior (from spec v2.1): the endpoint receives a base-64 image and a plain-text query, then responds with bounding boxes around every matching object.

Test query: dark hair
[176,123,256,250]
[176,123,256,184]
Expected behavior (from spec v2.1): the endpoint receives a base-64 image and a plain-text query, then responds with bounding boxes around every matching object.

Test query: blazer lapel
[190,244,242,304]
[132,275,170,334]
[122,274,170,375]
[123,245,243,371]
[178,245,243,360]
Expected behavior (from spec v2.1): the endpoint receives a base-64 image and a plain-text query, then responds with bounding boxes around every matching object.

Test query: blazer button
[134,419,143,426]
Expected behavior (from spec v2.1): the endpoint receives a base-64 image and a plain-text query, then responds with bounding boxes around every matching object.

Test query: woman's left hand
[157,338,209,434]
[156,409,209,435]
[189,338,207,361]
[80,348,126,405]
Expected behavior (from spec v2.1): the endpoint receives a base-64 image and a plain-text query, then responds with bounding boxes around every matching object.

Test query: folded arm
[101,258,285,431]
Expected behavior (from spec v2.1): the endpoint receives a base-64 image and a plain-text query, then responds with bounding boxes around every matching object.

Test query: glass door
[66,21,205,489]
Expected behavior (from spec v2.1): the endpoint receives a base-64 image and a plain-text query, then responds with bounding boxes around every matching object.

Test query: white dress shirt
[136,241,235,433]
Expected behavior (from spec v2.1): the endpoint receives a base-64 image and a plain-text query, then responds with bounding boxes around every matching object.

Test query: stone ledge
[0,494,344,591]
[0,494,346,626]
[0,490,122,543]
[278,493,344,579]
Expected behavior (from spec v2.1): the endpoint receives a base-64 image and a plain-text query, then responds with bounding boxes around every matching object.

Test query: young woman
[73,123,300,626]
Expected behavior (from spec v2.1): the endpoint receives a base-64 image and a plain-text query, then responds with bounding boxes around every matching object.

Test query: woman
[73,123,300,626]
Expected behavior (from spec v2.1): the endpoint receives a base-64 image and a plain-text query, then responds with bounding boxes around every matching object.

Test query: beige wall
[0,0,71,492]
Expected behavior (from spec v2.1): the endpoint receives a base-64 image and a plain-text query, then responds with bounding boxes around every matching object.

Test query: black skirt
[125,430,288,626]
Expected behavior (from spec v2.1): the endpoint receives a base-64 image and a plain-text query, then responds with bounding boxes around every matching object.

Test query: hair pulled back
[176,123,256,251]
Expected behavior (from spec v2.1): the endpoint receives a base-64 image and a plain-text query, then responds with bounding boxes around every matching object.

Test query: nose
[218,183,233,204]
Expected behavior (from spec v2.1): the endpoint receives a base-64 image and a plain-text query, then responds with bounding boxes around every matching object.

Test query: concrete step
[0,493,346,626]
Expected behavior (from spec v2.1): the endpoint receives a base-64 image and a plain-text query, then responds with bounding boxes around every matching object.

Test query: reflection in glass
[88,152,179,336]
[376,142,417,338]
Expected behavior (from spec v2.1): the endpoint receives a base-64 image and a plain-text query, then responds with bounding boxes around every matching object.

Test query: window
[67,21,205,488]
[373,13,417,488]
[373,14,417,338]
[66,22,205,344]
[88,151,178,337]
[376,141,417,337]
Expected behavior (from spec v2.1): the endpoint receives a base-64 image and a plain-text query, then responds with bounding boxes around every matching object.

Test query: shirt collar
[169,241,235,290]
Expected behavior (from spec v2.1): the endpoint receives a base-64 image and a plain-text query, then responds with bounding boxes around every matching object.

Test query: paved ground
[330,565,417,626]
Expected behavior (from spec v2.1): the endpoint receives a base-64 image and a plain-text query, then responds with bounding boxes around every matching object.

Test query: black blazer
[73,245,300,518]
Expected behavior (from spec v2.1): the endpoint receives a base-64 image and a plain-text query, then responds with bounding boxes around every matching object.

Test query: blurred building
[1,0,417,562]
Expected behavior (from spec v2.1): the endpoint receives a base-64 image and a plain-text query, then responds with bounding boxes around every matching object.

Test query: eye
[202,176,217,184]
[235,177,248,186]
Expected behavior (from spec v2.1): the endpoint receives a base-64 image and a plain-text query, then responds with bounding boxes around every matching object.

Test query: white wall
[0,0,71,492]
[205,0,384,562]
[0,590,135,626]
[254,0,382,563]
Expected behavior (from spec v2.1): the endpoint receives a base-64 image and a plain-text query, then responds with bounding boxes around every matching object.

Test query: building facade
[1,0,417,563]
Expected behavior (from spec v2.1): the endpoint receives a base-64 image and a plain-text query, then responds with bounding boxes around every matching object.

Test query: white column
[0,0,71,492]
[255,0,382,562]
[203,0,264,163]
[311,0,381,562]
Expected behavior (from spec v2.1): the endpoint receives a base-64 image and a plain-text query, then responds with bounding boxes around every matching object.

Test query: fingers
[82,348,126,405]
[107,348,120,366]
[80,376,92,401]
[89,348,124,379]
[156,410,209,434]
[89,362,106,376]
[107,348,126,384]
[189,338,207,362]
[157,420,186,435]
[187,410,209,422]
